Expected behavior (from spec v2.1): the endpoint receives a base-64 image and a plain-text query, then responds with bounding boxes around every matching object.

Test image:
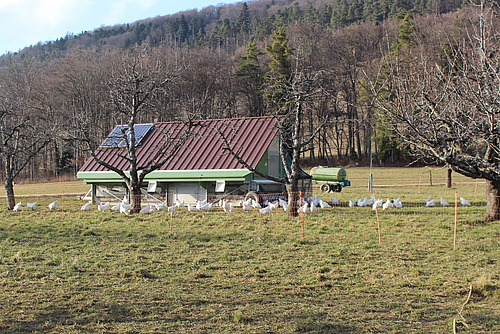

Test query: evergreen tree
[347,0,364,23]
[177,15,189,44]
[238,2,251,36]
[289,2,302,22]
[320,4,333,26]
[363,0,384,22]
[304,2,319,25]
[265,26,292,113]
[391,13,415,53]
[373,14,415,164]
[235,41,265,116]
[331,0,349,27]
[414,0,432,15]
[390,0,413,18]
[266,26,292,80]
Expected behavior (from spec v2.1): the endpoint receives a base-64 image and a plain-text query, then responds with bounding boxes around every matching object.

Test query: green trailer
[310,166,351,192]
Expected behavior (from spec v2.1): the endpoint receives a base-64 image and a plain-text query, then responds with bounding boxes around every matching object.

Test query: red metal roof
[79,116,280,173]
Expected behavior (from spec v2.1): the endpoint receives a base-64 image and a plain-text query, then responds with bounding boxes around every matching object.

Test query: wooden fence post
[374,193,381,245]
[299,192,304,242]
[454,192,458,250]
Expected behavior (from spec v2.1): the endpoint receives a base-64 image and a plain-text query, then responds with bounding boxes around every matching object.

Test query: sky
[0,0,236,55]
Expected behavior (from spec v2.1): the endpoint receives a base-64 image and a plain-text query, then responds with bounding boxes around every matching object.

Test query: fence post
[374,193,381,245]
[299,192,304,242]
[170,210,173,233]
[59,176,65,221]
[454,192,458,250]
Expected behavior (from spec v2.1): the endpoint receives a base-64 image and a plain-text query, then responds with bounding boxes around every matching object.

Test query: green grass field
[0,168,498,333]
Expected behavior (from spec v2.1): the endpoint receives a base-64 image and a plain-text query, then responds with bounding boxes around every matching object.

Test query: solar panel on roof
[101,124,154,148]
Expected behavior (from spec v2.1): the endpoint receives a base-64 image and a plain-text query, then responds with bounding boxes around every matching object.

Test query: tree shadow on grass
[295,322,355,333]
[1,297,359,333]
[2,302,133,333]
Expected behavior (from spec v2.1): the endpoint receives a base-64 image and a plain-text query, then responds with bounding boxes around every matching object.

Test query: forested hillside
[13,0,462,59]
[0,0,494,184]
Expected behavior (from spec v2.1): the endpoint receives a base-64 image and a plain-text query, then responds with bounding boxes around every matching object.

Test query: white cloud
[34,0,80,27]
[0,0,19,10]
[0,0,93,52]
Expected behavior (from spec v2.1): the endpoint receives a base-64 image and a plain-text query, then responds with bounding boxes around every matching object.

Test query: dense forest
[0,0,494,183]
[12,0,463,58]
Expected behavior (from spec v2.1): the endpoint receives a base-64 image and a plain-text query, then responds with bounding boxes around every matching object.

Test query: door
[171,183,206,205]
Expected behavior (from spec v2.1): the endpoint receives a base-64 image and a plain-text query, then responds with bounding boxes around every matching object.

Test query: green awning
[77,169,253,183]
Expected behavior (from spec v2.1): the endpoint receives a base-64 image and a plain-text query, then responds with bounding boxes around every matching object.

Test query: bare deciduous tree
[219,67,330,216]
[77,48,194,213]
[370,1,500,220]
[0,57,54,209]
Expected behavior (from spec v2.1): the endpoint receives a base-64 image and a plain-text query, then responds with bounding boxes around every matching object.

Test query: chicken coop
[77,116,309,205]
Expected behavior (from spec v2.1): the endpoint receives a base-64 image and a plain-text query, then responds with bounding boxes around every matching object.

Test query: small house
[77,116,286,204]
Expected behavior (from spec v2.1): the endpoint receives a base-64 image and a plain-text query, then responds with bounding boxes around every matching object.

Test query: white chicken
[297,203,309,214]
[320,200,331,208]
[98,202,110,212]
[357,197,368,207]
[372,198,383,210]
[425,199,436,207]
[393,197,403,209]
[111,203,121,211]
[242,201,252,211]
[251,199,261,209]
[221,199,230,212]
[155,202,165,211]
[366,195,376,207]
[440,197,449,206]
[282,202,289,212]
[27,201,37,211]
[81,201,91,211]
[140,204,153,214]
[460,197,471,206]
[13,202,22,212]
[313,195,322,206]
[120,202,132,215]
[48,200,58,211]
[382,199,394,210]
[269,201,279,211]
[199,202,213,211]
[259,206,270,215]
[310,201,318,213]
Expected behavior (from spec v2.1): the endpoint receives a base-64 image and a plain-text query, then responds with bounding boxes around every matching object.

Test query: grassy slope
[0,168,498,333]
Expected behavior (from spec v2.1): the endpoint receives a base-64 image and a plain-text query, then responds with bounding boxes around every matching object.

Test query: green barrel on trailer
[310,167,347,182]
[310,167,350,192]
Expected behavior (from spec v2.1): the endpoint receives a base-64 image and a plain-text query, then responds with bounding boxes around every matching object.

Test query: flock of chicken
[12,200,56,212]
[10,194,472,213]
[346,195,471,210]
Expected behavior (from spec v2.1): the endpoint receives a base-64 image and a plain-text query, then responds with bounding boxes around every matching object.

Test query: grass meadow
[0,168,498,333]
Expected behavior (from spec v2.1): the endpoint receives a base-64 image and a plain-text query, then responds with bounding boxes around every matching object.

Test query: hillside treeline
[13,0,462,59]
[0,0,488,182]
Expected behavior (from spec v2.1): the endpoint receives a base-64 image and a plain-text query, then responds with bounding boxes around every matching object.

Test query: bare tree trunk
[5,179,15,210]
[129,184,142,214]
[286,182,299,217]
[485,180,500,222]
